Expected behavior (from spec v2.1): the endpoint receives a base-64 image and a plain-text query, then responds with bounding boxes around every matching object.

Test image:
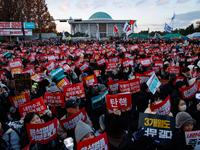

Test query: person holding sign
[172,112,198,150]
[20,112,61,150]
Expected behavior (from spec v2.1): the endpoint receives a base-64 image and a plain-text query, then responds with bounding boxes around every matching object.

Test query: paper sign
[9,60,22,69]
[18,97,47,117]
[191,70,197,78]
[96,57,106,66]
[119,78,141,93]
[62,64,72,72]
[168,66,180,75]
[44,61,56,73]
[106,62,117,70]
[135,73,151,84]
[154,61,164,69]
[9,93,30,108]
[108,56,119,62]
[50,67,64,79]
[181,82,198,99]
[185,130,200,150]
[56,77,71,92]
[138,58,152,66]
[44,92,65,106]
[93,70,101,77]
[173,76,185,86]
[23,68,35,76]
[59,108,87,130]
[77,133,109,150]
[14,73,32,91]
[0,71,7,81]
[64,82,85,99]
[79,62,89,72]
[27,119,57,144]
[150,95,171,116]
[122,59,133,68]
[31,74,42,82]
[144,70,156,76]
[146,73,161,94]
[107,80,123,94]
[82,74,98,87]
[58,60,67,67]
[91,90,108,110]
[106,93,132,113]
[11,68,22,78]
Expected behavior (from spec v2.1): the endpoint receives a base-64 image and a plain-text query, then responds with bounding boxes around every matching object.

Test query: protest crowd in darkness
[0,37,200,150]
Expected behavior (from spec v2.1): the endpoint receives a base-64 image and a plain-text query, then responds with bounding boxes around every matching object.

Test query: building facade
[68,12,135,38]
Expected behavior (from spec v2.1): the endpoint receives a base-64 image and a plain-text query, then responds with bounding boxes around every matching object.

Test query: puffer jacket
[0,123,20,150]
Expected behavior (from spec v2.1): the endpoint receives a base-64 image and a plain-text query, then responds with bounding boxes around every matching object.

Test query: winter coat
[171,89,183,102]
[0,123,20,150]
[57,112,93,140]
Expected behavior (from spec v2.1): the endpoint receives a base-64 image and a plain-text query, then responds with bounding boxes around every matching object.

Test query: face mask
[179,105,187,112]
[155,101,162,105]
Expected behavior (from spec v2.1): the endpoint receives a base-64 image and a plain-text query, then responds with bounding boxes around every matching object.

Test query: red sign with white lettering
[119,78,141,93]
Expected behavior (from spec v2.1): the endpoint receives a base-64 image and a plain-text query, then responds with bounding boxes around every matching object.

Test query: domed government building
[68,12,135,38]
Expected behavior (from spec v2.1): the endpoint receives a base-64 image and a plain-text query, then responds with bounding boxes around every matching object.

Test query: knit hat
[75,121,94,142]
[98,84,107,92]
[176,112,196,128]
[50,82,60,93]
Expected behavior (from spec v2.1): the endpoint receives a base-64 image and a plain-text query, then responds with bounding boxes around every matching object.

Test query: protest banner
[9,93,30,108]
[96,57,106,66]
[138,58,152,66]
[28,55,35,62]
[59,107,87,131]
[62,64,72,72]
[107,80,123,94]
[1,65,9,71]
[11,68,22,78]
[9,60,22,69]
[122,59,133,68]
[91,90,109,110]
[44,61,56,73]
[108,56,119,62]
[152,66,160,73]
[146,73,161,94]
[47,55,55,61]
[18,97,47,117]
[144,70,156,76]
[150,95,171,116]
[135,73,151,84]
[31,74,42,82]
[154,61,164,69]
[107,50,113,57]
[106,93,132,113]
[106,62,117,70]
[173,76,185,86]
[138,113,175,145]
[125,53,132,58]
[168,66,180,75]
[77,132,109,150]
[37,71,45,78]
[185,130,200,150]
[44,92,65,106]
[93,70,101,77]
[26,118,57,144]
[23,68,35,76]
[14,73,32,91]
[181,82,198,99]
[58,60,67,67]
[50,67,64,79]
[79,62,89,72]
[26,63,35,68]
[119,78,140,93]
[64,82,85,99]
[191,70,197,78]
[82,74,98,87]
[56,77,71,92]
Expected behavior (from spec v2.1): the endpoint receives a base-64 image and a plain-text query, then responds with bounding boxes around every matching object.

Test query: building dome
[89,12,113,20]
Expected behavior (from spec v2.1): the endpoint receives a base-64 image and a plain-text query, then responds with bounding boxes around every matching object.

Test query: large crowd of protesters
[0,37,200,150]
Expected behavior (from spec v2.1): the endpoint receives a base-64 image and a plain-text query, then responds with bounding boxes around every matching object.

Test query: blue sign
[24,22,35,29]
[3,51,10,58]
[50,67,64,80]
[91,90,109,110]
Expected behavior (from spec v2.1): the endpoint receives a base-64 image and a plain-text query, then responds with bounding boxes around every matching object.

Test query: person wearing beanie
[75,121,94,143]
[179,67,192,86]
[50,82,60,93]
[172,112,198,150]
[58,99,93,140]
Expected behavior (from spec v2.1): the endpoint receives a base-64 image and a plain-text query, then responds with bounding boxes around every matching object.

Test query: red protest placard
[135,73,151,84]
[94,70,101,77]
[122,59,133,68]
[64,82,85,99]
[37,71,45,77]
[26,63,35,68]
[154,61,164,69]
[107,80,123,93]
[138,58,152,66]
[107,50,113,57]
[77,133,109,150]
[119,78,141,93]
[56,77,71,92]
[9,60,22,69]
[181,82,198,99]
[28,55,35,62]
[9,93,30,108]
[108,56,119,62]
[106,93,132,113]
[59,107,87,130]
[58,60,66,67]
[96,57,106,66]
[168,66,180,75]
[18,97,47,118]
[31,74,42,82]
[152,66,160,73]
[62,64,72,72]
[82,74,98,87]
[191,70,197,78]
[150,95,171,116]
[27,118,57,144]
[44,61,56,73]
[44,92,65,106]
[79,62,89,72]
[23,68,35,76]
[144,69,156,76]
[0,71,7,81]
[106,62,117,70]
[11,68,22,78]
[174,76,185,86]
[47,55,55,61]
